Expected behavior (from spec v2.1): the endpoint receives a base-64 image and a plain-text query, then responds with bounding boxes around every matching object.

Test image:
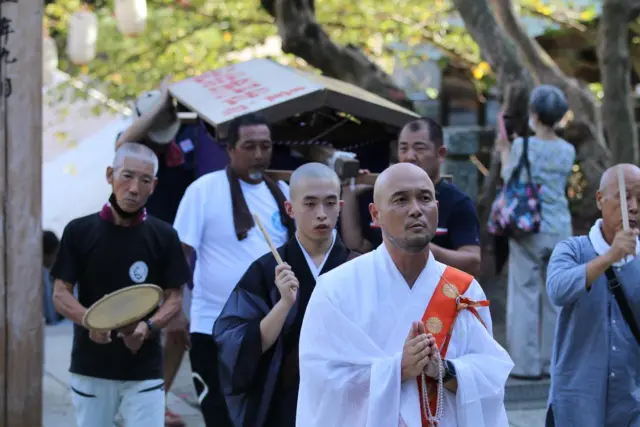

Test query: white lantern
[115,0,148,36]
[66,8,98,65]
[43,36,58,87]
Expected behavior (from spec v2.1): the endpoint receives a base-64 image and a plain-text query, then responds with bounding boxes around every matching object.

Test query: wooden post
[0,1,44,427]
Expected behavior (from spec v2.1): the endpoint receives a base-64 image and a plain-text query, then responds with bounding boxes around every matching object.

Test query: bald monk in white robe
[296,163,513,427]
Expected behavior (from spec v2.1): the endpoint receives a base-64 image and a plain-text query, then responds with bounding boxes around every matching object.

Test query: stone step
[506,400,548,412]
[505,377,550,405]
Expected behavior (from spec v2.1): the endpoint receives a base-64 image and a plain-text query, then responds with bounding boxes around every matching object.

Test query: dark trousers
[546,404,555,427]
[190,333,233,427]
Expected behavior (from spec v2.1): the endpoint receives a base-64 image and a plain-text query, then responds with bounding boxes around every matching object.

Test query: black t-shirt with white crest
[51,213,191,381]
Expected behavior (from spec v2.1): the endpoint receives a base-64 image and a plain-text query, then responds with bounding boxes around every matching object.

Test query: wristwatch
[443,360,456,383]
[144,319,157,337]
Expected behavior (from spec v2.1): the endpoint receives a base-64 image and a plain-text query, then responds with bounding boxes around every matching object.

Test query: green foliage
[45,0,600,106]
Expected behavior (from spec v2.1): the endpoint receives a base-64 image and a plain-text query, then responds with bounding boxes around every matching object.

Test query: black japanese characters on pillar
[0,10,16,98]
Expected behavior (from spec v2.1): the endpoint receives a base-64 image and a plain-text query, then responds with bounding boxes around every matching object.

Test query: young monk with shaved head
[213,162,359,427]
[297,162,513,427]
[546,163,640,427]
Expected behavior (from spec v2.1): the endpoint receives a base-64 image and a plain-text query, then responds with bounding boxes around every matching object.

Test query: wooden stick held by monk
[253,214,298,293]
[254,214,285,264]
[618,168,630,231]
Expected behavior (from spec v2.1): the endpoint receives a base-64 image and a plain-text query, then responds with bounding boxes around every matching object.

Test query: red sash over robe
[416,266,489,426]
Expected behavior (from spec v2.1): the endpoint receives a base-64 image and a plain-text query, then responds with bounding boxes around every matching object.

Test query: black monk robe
[214,234,357,427]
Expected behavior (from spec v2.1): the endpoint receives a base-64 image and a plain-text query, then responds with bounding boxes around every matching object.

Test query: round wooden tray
[82,284,163,332]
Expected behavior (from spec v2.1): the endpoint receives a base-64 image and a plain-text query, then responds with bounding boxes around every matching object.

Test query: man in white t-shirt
[173,113,294,427]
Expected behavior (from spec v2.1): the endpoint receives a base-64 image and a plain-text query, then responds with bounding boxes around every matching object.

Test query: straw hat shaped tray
[82,284,163,332]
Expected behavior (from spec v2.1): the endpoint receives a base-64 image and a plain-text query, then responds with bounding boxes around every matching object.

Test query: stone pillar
[0,1,44,426]
[442,126,480,200]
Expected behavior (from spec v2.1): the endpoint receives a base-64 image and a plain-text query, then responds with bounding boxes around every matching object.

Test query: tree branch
[260,0,412,107]
[490,0,602,139]
[450,0,533,92]
[598,0,639,164]
[391,14,477,69]
[451,0,610,245]
[448,0,534,232]
[518,4,588,31]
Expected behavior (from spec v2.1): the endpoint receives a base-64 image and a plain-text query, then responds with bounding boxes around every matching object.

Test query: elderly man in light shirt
[546,163,640,427]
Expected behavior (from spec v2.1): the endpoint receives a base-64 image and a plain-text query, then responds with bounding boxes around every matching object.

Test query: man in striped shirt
[340,117,481,276]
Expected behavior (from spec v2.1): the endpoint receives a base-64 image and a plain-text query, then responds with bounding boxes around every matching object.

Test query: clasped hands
[400,320,442,382]
[88,321,149,354]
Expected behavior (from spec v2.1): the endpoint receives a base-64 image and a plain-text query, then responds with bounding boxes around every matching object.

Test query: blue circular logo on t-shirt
[271,211,286,233]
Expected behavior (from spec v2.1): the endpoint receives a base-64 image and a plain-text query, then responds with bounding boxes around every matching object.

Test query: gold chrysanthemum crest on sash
[425,317,443,334]
[418,266,490,427]
[442,282,459,299]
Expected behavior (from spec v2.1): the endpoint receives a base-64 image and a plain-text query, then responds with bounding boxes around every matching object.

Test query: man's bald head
[373,163,434,206]
[599,164,640,193]
[370,163,438,254]
[597,163,640,238]
[289,162,340,201]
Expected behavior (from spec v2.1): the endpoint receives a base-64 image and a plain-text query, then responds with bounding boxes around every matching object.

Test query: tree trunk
[450,0,533,91]
[560,120,610,234]
[261,0,413,108]
[449,0,537,282]
[573,141,610,234]
[490,0,603,140]
[451,0,613,279]
[479,0,610,232]
[598,0,640,165]
[451,0,533,223]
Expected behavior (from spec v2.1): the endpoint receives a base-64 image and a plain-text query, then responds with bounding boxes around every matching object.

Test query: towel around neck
[589,218,640,267]
[225,166,294,241]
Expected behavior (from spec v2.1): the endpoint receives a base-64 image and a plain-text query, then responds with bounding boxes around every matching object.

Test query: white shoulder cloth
[589,218,640,266]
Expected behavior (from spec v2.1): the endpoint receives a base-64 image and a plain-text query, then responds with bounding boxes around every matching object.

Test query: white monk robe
[296,244,514,427]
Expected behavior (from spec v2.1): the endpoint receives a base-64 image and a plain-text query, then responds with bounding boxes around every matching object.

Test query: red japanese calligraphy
[265,86,306,103]
[190,67,308,117]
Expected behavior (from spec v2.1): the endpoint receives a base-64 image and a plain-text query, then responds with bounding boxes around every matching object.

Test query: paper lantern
[43,36,58,87]
[66,9,98,65]
[115,0,147,36]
